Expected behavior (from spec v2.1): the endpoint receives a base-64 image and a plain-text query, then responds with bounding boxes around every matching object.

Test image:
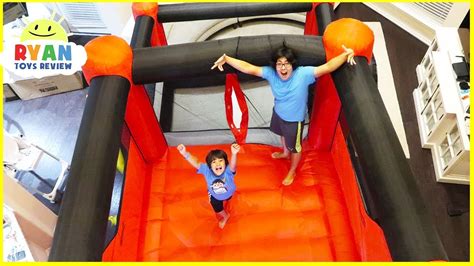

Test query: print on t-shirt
[211,179,228,195]
[198,164,236,200]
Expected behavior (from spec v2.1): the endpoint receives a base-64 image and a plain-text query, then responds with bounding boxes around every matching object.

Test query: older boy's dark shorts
[270,109,303,153]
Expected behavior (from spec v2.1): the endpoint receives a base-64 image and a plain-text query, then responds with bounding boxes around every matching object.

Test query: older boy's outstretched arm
[314,45,356,78]
[212,54,263,77]
[229,143,240,173]
[177,144,200,169]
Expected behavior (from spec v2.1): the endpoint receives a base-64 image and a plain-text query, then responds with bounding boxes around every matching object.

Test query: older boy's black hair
[206,149,229,168]
[271,45,298,69]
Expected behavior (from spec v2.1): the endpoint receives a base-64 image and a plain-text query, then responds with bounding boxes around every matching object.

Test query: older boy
[212,45,355,185]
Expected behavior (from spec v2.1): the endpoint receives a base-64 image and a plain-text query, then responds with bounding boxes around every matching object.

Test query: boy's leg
[269,110,290,159]
[217,210,229,229]
[282,152,301,185]
[210,195,230,228]
[281,121,303,186]
[272,136,290,159]
[223,197,232,212]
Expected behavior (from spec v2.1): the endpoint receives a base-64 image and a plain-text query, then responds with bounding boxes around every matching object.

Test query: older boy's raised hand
[231,143,240,155]
[211,54,227,71]
[177,144,187,156]
[342,45,356,65]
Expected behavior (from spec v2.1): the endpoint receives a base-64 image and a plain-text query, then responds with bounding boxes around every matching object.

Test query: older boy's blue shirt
[197,164,236,200]
[262,66,316,122]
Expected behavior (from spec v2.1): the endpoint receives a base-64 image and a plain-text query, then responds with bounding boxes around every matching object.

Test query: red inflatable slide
[103,124,391,261]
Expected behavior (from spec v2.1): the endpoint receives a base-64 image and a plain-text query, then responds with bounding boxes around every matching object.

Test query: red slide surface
[139,144,363,261]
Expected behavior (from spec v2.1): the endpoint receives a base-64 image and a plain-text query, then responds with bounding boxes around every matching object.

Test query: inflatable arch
[49,3,447,262]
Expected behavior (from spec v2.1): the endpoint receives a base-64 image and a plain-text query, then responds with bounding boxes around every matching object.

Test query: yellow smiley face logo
[20,18,68,42]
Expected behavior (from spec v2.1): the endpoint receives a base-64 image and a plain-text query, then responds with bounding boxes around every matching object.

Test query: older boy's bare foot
[271,152,289,159]
[218,213,230,229]
[282,171,296,186]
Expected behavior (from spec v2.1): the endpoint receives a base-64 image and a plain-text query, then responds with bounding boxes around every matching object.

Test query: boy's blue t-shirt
[262,66,316,122]
[197,164,236,200]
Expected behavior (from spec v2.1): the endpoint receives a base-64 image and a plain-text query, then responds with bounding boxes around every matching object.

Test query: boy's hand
[342,45,356,65]
[177,144,187,156]
[211,54,227,71]
[231,143,240,154]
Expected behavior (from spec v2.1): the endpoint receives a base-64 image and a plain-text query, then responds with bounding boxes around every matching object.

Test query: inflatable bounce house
[49,3,448,261]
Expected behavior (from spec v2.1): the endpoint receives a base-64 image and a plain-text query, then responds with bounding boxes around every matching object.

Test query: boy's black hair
[271,45,298,69]
[206,149,229,169]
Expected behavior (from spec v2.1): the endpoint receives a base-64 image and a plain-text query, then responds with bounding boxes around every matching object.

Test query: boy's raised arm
[212,54,263,77]
[177,144,200,169]
[314,45,356,78]
[229,143,240,173]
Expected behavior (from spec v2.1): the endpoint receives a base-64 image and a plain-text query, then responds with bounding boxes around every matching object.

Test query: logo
[20,17,68,42]
[1,14,87,81]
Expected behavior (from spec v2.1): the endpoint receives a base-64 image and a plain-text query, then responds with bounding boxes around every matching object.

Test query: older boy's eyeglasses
[276,62,291,69]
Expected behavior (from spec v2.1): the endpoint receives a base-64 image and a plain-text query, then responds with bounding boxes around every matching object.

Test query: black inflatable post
[160,83,174,132]
[332,57,448,261]
[49,76,130,261]
[315,3,335,35]
[157,3,312,23]
[133,35,326,85]
[130,14,157,104]
[131,15,154,48]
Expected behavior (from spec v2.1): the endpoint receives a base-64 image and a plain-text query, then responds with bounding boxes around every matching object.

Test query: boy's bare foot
[282,171,296,186]
[218,213,230,229]
[271,152,289,159]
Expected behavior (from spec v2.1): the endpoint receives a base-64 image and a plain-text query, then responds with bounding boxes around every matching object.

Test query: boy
[212,45,355,185]
[177,143,240,228]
